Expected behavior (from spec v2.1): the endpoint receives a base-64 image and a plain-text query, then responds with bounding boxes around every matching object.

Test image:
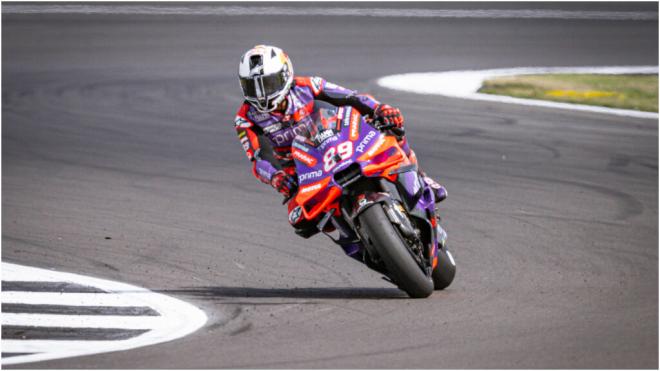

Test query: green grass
[478,74,658,112]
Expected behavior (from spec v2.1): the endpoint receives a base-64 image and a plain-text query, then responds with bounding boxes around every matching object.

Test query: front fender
[348,191,416,238]
[349,191,394,222]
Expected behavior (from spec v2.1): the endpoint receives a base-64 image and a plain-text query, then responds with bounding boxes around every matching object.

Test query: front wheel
[358,204,434,298]
[432,246,456,290]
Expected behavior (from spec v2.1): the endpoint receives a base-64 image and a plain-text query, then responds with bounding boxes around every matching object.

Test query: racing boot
[419,171,447,203]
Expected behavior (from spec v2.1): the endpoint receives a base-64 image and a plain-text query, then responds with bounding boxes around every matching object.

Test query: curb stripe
[1,262,208,365]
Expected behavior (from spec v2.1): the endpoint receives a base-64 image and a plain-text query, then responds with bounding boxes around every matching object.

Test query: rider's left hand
[271,170,298,199]
[374,104,404,128]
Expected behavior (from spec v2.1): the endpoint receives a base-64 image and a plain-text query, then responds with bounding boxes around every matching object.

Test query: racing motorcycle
[288,101,455,298]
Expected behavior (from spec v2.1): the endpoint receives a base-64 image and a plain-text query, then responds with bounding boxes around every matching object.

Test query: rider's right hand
[271,170,298,199]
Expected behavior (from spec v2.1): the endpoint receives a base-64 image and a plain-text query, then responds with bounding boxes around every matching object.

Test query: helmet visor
[240,72,287,101]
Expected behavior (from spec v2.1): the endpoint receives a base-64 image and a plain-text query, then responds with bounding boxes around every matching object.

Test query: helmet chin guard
[238,45,294,112]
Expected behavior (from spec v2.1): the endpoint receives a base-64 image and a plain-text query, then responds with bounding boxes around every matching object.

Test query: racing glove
[374,104,404,128]
[271,170,298,199]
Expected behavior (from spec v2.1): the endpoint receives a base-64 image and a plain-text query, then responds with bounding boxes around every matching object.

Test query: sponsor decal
[249,111,271,122]
[318,135,338,151]
[299,169,323,182]
[315,129,335,143]
[366,136,386,157]
[234,117,252,128]
[263,123,282,134]
[356,131,377,153]
[349,111,360,140]
[292,141,310,152]
[333,159,352,172]
[300,183,323,194]
[238,131,247,138]
[292,148,318,167]
[272,124,309,146]
[423,175,441,189]
[288,206,303,225]
[338,107,349,127]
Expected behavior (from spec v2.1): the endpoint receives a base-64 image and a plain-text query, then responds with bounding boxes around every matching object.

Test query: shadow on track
[162,286,408,300]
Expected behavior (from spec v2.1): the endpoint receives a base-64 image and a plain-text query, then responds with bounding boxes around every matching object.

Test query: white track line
[2,339,149,355]
[378,66,659,119]
[2,5,657,21]
[1,262,208,365]
[2,292,142,306]
[2,313,169,330]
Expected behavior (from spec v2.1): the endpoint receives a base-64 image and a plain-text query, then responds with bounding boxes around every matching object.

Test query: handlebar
[282,193,294,205]
[373,117,405,137]
[282,182,299,204]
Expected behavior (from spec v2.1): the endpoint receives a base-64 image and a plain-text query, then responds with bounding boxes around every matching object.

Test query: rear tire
[432,246,456,290]
[358,204,434,298]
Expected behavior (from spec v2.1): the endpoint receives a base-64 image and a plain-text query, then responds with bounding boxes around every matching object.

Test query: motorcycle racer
[234,45,446,237]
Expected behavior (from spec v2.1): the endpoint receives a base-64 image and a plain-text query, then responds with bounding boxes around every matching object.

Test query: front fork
[316,173,446,273]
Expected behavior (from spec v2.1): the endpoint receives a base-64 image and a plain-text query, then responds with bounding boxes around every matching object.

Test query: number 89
[323,142,353,172]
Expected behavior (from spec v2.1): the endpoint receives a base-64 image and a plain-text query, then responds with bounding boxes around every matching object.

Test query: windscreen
[300,102,343,147]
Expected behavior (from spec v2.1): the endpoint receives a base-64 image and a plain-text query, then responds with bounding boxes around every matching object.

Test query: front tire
[358,205,434,298]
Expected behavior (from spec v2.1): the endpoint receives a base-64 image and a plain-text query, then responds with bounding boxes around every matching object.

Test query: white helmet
[238,45,294,113]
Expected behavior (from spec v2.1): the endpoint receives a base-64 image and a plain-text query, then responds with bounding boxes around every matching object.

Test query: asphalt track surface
[2,2,658,369]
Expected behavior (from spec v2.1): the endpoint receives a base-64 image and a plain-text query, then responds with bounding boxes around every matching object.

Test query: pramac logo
[292,148,317,167]
[349,111,361,140]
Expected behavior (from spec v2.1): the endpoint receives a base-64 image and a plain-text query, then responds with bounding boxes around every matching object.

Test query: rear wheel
[432,246,456,290]
[358,204,433,298]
